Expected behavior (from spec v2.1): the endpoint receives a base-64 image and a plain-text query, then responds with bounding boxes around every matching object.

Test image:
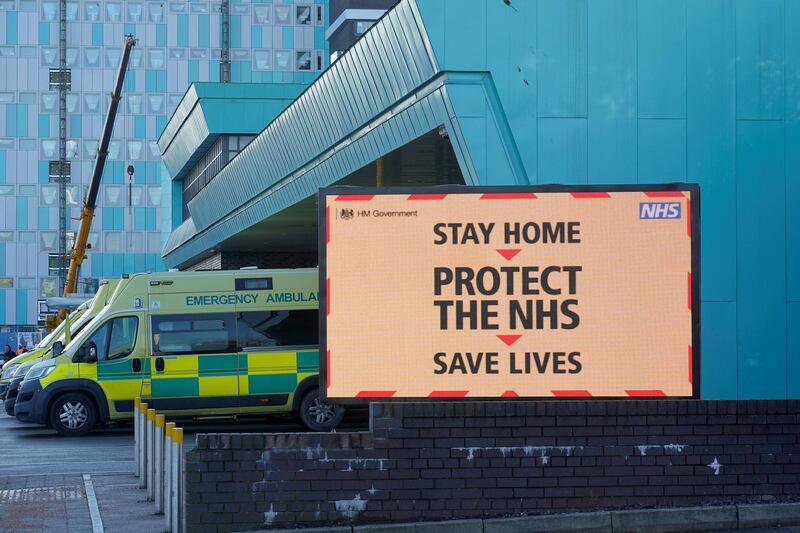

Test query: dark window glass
[84,322,109,360]
[107,316,138,360]
[83,315,138,361]
[237,310,318,349]
[235,277,272,291]
[152,313,236,355]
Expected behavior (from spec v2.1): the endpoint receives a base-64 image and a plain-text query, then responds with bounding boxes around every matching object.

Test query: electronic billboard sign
[320,185,699,401]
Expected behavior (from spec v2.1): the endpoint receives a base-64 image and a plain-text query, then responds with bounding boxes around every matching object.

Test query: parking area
[0,411,367,531]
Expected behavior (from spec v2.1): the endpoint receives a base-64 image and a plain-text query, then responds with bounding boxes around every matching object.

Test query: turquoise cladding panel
[537,0,587,118]
[637,0,686,118]
[736,122,785,399]
[15,289,26,325]
[586,0,636,184]
[736,0,784,120]
[785,0,800,304]
[687,0,736,302]
[790,303,800,398]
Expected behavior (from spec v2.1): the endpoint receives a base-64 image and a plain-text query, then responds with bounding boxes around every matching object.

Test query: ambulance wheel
[50,393,96,436]
[299,388,344,431]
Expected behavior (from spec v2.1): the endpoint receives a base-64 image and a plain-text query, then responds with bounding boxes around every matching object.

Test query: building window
[275,5,290,24]
[41,1,57,20]
[275,50,291,70]
[254,5,270,24]
[128,232,144,251]
[85,2,100,21]
[147,186,162,207]
[104,186,123,207]
[66,1,78,20]
[148,2,163,22]
[147,94,164,113]
[148,49,165,69]
[40,231,57,252]
[41,278,57,297]
[41,48,57,66]
[106,2,121,22]
[296,5,311,25]
[356,21,375,35]
[84,93,101,112]
[41,140,57,158]
[84,48,101,67]
[147,233,161,253]
[66,186,79,205]
[106,48,121,68]
[253,50,271,71]
[127,94,143,114]
[66,140,79,159]
[40,185,58,206]
[105,232,122,252]
[296,51,311,71]
[127,3,143,22]
[130,48,144,68]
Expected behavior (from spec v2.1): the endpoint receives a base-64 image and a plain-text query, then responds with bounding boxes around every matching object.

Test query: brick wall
[185,400,800,532]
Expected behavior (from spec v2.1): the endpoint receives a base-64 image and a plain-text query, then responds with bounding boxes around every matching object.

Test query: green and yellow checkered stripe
[150,350,319,398]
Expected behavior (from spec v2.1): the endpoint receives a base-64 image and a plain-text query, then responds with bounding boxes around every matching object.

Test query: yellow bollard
[133,397,141,478]
[155,414,165,513]
[171,427,183,533]
[164,422,175,530]
[146,408,155,501]
[138,402,148,489]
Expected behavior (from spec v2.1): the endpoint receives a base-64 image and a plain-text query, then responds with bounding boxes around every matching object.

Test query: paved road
[0,410,367,531]
[0,410,368,477]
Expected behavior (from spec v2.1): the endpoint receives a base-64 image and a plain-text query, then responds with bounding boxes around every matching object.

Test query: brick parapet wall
[185,400,800,532]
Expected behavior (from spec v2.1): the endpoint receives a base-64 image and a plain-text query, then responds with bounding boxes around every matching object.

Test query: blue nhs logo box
[640,202,681,219]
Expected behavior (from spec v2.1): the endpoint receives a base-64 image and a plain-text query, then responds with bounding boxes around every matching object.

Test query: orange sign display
[320,186,699,401]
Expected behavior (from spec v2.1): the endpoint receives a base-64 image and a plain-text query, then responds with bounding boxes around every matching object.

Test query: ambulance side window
[237,310,318,349]
[107,316,138,360]
[151,313,237,355]
[84,322,110,361]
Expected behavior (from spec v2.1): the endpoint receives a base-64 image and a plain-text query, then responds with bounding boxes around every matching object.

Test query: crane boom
[63,35,136,299]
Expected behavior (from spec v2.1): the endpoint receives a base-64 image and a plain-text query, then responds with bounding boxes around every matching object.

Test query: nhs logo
[640,202,681,219]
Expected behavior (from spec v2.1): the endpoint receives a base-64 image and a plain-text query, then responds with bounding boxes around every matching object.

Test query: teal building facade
[0,0,329,324]
[162,0,799,399]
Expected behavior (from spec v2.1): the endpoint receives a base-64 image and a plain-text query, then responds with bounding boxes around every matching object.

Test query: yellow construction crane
[48,35,137,329]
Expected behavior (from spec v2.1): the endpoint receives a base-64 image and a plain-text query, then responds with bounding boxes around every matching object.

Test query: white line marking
[82,474,105,533]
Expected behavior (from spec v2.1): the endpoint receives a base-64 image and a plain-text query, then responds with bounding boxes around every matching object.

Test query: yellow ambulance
[0,278,120,402]
[14,268,341,435]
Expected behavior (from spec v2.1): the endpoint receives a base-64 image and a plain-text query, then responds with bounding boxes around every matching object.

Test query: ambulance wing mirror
[51,341,63,357]
[73,341,97,363]
[87,342,98,363]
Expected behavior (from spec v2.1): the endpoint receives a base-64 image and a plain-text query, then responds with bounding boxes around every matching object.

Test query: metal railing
[134,397,184,532]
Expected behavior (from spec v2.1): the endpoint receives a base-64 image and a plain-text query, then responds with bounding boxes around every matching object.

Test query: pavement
[0,411,367,532]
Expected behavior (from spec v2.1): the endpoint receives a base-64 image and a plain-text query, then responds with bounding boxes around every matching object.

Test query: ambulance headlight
[2,363,19,380]
[25,365,55,381]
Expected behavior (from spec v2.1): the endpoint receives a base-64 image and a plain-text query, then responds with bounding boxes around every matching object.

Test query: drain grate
[0,486,84,503]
